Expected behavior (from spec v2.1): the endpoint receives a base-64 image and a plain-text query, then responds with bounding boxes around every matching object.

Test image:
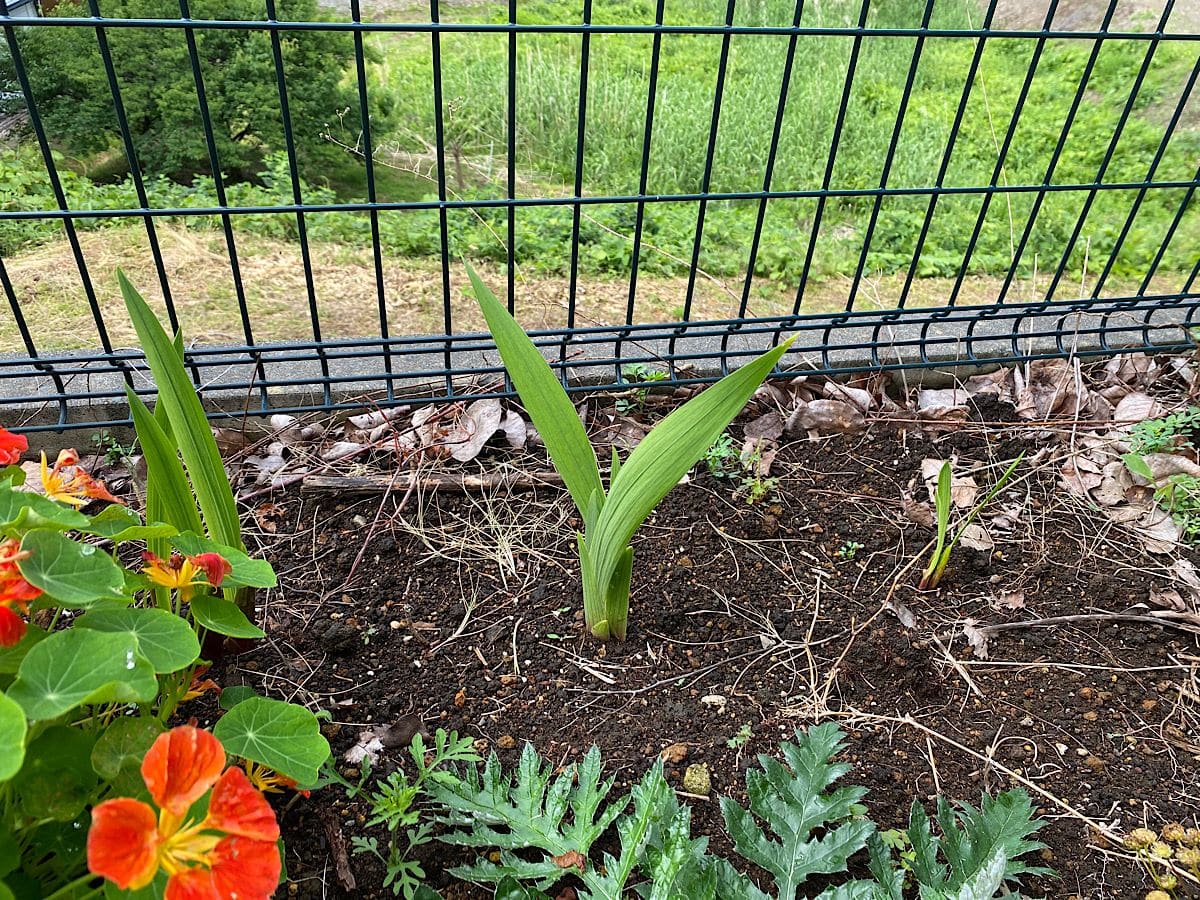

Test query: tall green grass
[370,0,1198,282]
[1,0,1195,290]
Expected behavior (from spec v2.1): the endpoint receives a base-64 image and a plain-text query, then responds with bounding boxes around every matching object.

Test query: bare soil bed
[203,389,1200,899]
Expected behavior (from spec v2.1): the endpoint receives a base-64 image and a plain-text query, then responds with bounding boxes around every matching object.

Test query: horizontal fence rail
[0,0,1196,432]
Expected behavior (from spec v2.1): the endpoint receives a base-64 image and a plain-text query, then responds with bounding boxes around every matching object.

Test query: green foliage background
[0,0,1196,287]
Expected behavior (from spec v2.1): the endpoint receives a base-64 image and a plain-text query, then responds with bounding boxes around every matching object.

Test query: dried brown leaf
[786,399,866,435]
[447,399,504,462]
[962,620,989,659]
[501,410,528,449]
[552,851,587,873]
[959,522,993,551]
[1015,358,1078,420]
[1134,507,1182,555]
[903,498,935,528]
[1149,588,1188,612]
[744,411,785,443]
[990,590,1026,611]
[823,382,874,411]
[1112,392,1161,427]
[885,598,917,629]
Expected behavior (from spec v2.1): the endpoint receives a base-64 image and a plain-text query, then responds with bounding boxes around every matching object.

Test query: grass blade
[120,271,243,552]
[467,264,603,523]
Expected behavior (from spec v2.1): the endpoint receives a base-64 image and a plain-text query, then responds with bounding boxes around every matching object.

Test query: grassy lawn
[0,0,1195,352]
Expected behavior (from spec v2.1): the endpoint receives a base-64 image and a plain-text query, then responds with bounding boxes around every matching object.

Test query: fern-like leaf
[906,789,1051,899]
[431,743,623,890]
[720,723,874,898]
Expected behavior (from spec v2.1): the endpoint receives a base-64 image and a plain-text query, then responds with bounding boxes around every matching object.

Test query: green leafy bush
[14,0,363,181]
[428,722,1052,899]
[0,278,330,897]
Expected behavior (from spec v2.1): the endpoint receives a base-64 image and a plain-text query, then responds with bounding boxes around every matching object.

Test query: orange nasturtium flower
[40,448,122,506]
[87,725,281,900]
[143,551,232,601]
[0,426,27,465]
[0,538,41,647]
[243,760,310,799]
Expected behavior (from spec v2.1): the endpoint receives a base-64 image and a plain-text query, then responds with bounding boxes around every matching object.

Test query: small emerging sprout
[918,455,1023,591]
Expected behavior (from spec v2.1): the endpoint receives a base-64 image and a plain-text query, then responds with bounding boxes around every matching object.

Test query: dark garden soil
[209,398,1200,900]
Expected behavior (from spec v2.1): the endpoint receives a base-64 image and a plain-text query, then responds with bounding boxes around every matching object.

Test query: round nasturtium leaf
[17,529,127,608]
[7,627,158,721]
[81,504,177,544]
[0,692,26,782]
[213,697,329,786]
[15,726,98,822]
[77,607,200,674]
[91,715,165,781]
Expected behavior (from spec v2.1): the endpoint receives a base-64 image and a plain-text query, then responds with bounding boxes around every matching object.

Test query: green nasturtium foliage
[0,288,330,897]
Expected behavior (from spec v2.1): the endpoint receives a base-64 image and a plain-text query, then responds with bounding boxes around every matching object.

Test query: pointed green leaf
[1122,452,1155,481]
[8,628,158,720]
[81,504,177,544]
[120,272,243,551]
[91,716,165,780]
[127,387,202,552]
[76,607,200,674]
[0,692,26,782]
[213,696,330,785]
[17,529,127,608]
[589,336,795,610]
[189,594,265,639]
[467,264,603,523]
[170,532,276,589]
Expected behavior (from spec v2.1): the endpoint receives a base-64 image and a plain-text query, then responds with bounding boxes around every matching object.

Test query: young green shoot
[467,264,795,640]
[918,455,1023,591]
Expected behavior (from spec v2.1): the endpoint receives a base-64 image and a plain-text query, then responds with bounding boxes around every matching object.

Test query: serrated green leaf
[0,481,90,534]
[469,264,604,522]
[76,607,199,674]
[213,696,329,785]
[16,529,127,608]
[8,627,158,720]
[189,594,265,638]
[722,724,873,898]
[91,715,164,780]
[121,273,243,554]
[81,504,177,544]
[0,691,26,782]
[170,532,276,588]
[584,764,672,899]
[435,743,624,893]
[906,790,1049,898]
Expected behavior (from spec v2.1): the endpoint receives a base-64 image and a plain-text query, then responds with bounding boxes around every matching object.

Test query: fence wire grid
[0,0,1198,432]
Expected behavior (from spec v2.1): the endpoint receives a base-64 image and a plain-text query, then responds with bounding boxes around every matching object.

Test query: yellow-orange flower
[40,449,121,507]
[243,760,309,797]
[143,552,232,602]
[87,726,280,900]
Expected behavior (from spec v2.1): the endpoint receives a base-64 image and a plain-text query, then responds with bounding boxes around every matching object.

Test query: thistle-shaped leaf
[431,743,624,890]
[720,723,874,898]
[906,789,1051,899]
